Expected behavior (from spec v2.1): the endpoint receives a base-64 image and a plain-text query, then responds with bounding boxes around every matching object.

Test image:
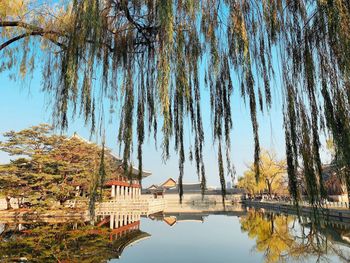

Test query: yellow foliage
[238,170,264,194]
[238,150,288,195]
[240,210,343,262]
[43,4,74,32]
[240,210,295,263]
[0,0,28,19]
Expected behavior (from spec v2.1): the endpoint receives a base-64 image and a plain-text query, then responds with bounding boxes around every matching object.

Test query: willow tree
[1,0,350,204]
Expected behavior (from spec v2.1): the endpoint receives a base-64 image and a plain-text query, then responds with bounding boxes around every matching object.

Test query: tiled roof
[105,180,140,188]
[71,133,151,177]
[165,182,203,193]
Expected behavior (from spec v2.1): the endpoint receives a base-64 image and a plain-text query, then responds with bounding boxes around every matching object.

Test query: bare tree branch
[0,30,64,51]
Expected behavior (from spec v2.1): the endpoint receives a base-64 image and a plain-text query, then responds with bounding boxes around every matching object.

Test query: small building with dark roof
[165,182,203,194]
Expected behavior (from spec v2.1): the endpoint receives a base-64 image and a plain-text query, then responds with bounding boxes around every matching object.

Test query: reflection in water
[240,209,350,263]
[0,211,149,262]
[2,206,350,262]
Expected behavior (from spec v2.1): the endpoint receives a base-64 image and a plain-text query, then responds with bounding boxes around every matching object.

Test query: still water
[1,207,350,262]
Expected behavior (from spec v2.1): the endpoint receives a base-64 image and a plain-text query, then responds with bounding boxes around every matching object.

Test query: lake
[1,206,350,262]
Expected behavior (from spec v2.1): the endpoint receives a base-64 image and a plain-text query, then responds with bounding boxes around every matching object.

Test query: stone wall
[328,194,349,202]
[145,193,243,204]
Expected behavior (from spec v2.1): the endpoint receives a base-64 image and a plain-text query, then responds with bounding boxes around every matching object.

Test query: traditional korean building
[298,163,349,202]
[70,133,152,200]
[106,162,151,200]
[150,178,202,194]
[146,184,159,191]
[149,212,205,227]
[161,178,177,189]
[322,164,348,202]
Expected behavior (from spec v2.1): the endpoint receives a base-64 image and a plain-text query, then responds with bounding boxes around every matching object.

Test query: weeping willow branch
[2,0,350,204]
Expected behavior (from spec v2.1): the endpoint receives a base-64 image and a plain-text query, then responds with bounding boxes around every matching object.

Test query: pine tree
[0,124,116,208]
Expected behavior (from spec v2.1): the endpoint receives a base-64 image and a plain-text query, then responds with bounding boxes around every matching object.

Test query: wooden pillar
[115,213,119,228]
[111,185,116,198]
[110,214,115,229]
[116,185,120,199]
[121,186,124,198]
[119,213,123,227]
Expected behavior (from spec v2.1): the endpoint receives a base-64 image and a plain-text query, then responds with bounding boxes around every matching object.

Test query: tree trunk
[266,180,272,197]
[5,196,12,210]
[271,215,274,234]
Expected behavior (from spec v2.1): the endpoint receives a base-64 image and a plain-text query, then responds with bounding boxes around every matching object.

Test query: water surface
[2,207,350,262]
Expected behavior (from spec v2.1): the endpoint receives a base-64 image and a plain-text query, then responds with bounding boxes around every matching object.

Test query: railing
[319,201,349,209]
[147,199,167,215]
[95,198,166,216]
[246,198,350,209]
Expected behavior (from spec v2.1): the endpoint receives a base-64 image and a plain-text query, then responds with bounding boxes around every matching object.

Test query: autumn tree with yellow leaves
[238,150,287,196]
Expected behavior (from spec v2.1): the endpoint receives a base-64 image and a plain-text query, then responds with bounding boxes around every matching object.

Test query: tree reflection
[240,209,350,263]
[0,217,149,262]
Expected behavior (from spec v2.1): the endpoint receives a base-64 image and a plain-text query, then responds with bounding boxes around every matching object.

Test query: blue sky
[0,67,292,188]
[0,1,307,188]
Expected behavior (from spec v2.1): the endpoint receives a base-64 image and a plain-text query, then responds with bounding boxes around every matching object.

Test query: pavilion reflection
[149,212,206,226]
[0,210,150,262]
[149,202,246,227]
[96,210,150,243]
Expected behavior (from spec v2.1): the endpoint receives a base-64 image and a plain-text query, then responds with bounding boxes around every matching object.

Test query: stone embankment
[143,193,242,205]
[0,208,88,224]
[0,197,166,222]
[244,200,350,222]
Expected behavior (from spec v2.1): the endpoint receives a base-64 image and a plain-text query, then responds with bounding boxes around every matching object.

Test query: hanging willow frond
[2,0,350,204]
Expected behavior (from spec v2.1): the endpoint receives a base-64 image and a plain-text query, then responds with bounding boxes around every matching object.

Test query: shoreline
[3,199,350,224]
[243,200,350,222]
